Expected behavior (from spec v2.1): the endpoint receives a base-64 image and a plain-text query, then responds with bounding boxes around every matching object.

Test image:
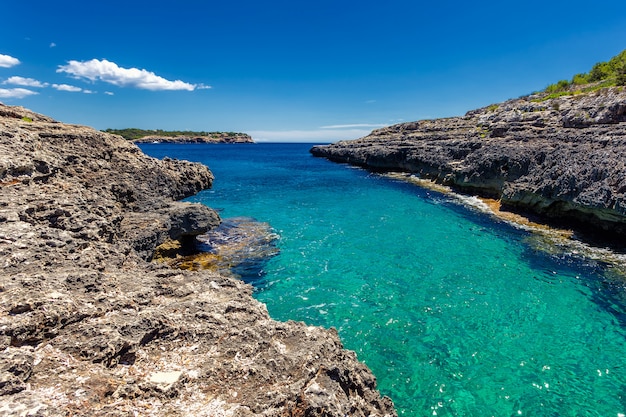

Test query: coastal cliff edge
[0,104,395,417]
[311,87,626,241]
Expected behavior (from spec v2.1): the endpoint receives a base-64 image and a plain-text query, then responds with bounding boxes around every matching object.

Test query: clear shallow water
[141,143,626,417]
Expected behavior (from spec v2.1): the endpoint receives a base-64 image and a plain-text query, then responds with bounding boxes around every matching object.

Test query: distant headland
[102,128,254,143]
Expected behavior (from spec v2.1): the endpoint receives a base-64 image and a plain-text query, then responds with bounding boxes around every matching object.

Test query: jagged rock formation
[0,104,395,416]
[163,217,280,282]
[311,87,626,239]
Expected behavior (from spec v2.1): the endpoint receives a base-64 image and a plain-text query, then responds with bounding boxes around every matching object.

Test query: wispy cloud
[57,58,206,91]
[0,88,38,99]
[3,76,49,88]
[50,42,57,48]
[52,83,83,92]
[104,91,114,96]
[320,123,388,129]
[0,54,20,68]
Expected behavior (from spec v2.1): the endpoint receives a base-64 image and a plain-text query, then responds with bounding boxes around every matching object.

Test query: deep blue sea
[140,143,626,417]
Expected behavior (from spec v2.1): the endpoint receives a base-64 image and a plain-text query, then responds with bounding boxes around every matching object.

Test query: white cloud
[0,88,38,99]
[82,89,95,94]
[249,128,371,143]
[57,58,200,91]
[3,76,48,88]
[52,83,82,92]
[50,42,57,48]
[0,54,20,68]
[104,91,114,96]
[320,123,388,129]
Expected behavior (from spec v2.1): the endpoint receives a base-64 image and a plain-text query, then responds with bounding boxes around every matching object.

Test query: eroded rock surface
[164,217,280,285]
[311,87,626,239]
[0,104,395,416]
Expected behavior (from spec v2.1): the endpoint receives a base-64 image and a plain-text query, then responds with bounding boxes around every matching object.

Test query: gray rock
[311,87,626,239]
[0,104,395,416]
[0,347,33,396]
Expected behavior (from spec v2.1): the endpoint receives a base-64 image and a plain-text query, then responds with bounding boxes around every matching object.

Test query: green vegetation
[21,116,33,122]
[103,128,241,140]
[542,49,626,97]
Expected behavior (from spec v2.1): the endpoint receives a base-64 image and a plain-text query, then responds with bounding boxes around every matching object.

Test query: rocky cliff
[0,104,395,416]
[311,87,626,241]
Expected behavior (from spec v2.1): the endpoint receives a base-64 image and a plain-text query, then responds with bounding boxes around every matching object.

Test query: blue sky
[2,0,626,142]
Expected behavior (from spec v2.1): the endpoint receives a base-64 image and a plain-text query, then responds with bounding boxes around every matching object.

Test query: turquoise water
[141,143,626,416]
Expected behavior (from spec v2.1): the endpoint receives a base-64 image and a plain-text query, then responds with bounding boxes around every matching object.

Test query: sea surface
[140,143,626,417]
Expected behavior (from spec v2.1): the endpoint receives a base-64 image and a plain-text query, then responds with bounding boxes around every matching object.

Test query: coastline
[384,172,570,233]
[311,86,626,245]
[144,141,626,415]
[131,134,254,144]
[0,104,396,416]
[385,172,626,278]
[102,128,255,144]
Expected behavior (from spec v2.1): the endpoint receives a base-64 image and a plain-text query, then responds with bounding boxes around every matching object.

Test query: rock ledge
[0,104,395,416]
[311,87,626,241]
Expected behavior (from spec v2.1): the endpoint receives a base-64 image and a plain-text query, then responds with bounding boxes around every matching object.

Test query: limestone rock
[311,87,626,240]
[0,104,395,416]
[0,347,33,396]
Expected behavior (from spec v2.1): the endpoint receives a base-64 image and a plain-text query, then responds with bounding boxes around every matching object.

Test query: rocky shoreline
[311,87,626,243]
[0,104,395,416]
[132,133,254,144]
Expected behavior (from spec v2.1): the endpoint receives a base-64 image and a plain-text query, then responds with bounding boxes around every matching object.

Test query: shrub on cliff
[617,65,626,86]
[546,79,571,93]
[544,49,626,93]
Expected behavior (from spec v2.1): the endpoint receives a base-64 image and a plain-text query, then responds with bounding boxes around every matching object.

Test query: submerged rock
[166,216,280,286]
[0,104,396,416]
[311,87,626,242]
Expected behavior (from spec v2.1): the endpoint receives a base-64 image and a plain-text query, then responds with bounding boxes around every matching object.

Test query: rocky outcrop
[0,104,395,416]
[132,133,254,144]
[164,217,280,282]
[311,87,626,239]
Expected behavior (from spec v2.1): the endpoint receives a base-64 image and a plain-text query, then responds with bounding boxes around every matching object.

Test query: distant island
[102,128,254,144]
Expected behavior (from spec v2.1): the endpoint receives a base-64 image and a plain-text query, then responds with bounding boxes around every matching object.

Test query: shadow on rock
[169,217,280,287]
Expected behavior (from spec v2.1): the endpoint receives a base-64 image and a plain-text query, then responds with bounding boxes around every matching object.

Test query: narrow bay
[141,143,626,417]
